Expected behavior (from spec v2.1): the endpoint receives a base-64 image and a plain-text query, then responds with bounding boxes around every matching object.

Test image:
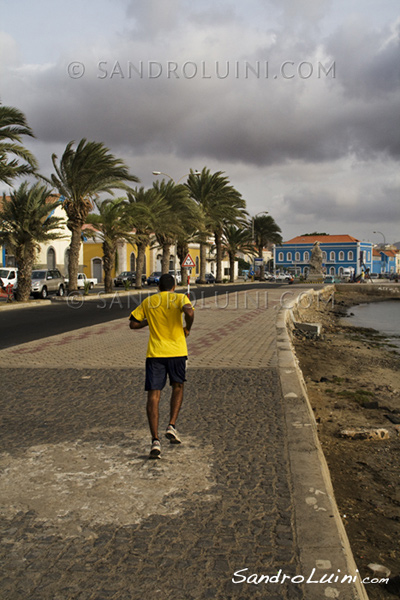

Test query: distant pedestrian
[129,273,194,459]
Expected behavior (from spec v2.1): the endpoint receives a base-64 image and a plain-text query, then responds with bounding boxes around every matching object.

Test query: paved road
[0,283,289,350]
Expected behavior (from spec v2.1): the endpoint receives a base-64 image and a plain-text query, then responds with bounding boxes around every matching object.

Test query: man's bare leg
[169,382,184,426]
[147,390,161,440]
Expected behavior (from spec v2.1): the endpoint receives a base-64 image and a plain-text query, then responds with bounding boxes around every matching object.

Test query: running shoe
[149,439,161,459]
[165,424,181,444]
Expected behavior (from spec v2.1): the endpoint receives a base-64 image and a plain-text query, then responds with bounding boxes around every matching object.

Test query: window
[339,251,344,261]
[287,252,292,261]
[195,256,199,274]
[348,251,353,261]
[130,252,136,271]
[47,247,56,269]
[330,266,335,275]
[304,251,309,261]
[322,252,327,261]
[295,252,300,261]
[278,252,284,261]
[330,251,335,261]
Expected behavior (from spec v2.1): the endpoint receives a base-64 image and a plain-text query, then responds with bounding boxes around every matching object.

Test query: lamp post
[373,231,386,248]
[152,170,200,285]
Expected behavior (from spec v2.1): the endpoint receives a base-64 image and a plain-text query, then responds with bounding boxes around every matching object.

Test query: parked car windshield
[0,269,10,278]
[32,271,46,279]
[119,272,130,276]
[150,272,162,276]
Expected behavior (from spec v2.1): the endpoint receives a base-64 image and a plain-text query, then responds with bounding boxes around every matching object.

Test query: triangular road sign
[182,253,196,268]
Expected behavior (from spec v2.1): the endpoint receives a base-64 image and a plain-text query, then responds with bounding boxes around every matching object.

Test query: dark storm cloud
[282,184,400,225]
[3,4,399,171]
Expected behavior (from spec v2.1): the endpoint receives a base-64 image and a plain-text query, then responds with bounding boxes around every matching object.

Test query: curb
[277,289,369,600]
[0,300,51,311]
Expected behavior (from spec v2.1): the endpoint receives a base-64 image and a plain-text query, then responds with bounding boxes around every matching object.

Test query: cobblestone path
[0,367,304,600]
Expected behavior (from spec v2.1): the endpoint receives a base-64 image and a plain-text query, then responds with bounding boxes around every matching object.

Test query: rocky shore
[291,286,400,600]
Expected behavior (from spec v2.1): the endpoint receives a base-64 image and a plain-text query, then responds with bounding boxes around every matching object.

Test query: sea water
[346,301,400,351]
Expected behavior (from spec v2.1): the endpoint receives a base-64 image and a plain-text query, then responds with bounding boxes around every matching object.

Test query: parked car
[275,273,291,281]
[263,272,275,281]
[114,271,146,287]
[147,271,162,286]
[30,269,65,298]
[65,272,97,289]
[0,267,18,290]
[195,273,216,284]
[323,275,337,284]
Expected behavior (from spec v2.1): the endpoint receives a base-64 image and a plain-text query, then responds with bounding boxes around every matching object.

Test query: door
[93,258,103,283]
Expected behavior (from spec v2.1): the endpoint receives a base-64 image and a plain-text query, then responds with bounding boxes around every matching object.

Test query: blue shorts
[145,357,187,391]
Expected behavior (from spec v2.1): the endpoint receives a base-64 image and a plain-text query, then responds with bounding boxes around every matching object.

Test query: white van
[0,267,18,289]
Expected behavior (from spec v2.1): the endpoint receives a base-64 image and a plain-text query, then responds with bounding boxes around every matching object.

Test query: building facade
[274,235,374,277]
[372,248,398,274]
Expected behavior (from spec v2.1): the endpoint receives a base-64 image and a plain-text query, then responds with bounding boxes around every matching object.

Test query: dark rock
[385,414,400,425]
[361,401,379,409]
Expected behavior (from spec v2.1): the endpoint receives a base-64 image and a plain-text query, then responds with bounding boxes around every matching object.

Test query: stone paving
[0,286,363,600]
[0,289,282,369]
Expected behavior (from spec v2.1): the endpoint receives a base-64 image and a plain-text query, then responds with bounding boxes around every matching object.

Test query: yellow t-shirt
[130,292,193,358]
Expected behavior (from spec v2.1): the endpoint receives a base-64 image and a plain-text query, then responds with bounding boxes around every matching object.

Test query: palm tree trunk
[229,252,235,283]
[177,240,189,283]
[259,246,265,281]
[103,241,115,294]
[135,242,147,289]
[68,226,82,292]
[161,241,170,274]
[215,231,223,283]
[15,244,35,302]
[199,242,207,284]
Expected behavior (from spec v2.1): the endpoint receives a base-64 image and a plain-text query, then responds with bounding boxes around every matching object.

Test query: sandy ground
[291,287,400,600]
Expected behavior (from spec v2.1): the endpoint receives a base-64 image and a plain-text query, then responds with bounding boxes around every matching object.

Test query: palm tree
[187,168,247,283]
[126,187,165,289]
[152,179,202,275]
[86,198,136,293]
[0,182,64,301]
[48,139,139,291]
[222,225,255,283]
[252,214,283,281]
[0,103,38,185]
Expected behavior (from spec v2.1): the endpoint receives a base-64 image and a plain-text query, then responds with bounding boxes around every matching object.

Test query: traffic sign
[182,253,196,268]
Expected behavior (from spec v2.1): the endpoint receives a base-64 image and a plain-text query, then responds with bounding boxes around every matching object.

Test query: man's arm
[182,304,194,337]
[129,316,148,330]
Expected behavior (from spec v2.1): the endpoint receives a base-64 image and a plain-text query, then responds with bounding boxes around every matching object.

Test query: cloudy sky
[1,0,399,243]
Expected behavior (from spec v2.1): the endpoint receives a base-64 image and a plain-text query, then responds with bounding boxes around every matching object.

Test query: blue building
[274,234,373,277]
[372,249,397,274]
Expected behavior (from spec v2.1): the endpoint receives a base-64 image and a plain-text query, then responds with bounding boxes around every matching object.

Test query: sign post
[182,253,196,295]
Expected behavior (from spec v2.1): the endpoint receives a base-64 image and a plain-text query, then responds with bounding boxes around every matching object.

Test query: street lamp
[152,170,200,184]
[373,231,386,248]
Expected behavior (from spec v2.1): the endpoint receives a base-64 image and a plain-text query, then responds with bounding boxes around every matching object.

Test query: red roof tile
[284,234,360,244]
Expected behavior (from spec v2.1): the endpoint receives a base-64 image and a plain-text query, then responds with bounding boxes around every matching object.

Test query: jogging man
[129,273,194,459]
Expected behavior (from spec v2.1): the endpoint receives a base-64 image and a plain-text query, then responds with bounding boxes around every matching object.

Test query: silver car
[31,269,65,298]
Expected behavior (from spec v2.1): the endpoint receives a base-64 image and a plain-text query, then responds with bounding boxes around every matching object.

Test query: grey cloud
[326,18,400,99]
[125,0,184,37]
[282,184,400,225]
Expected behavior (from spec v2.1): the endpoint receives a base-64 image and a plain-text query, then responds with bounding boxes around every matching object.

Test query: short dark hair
[159,273,175,291]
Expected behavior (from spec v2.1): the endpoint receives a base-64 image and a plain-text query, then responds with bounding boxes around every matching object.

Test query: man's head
[158,273,175,291]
